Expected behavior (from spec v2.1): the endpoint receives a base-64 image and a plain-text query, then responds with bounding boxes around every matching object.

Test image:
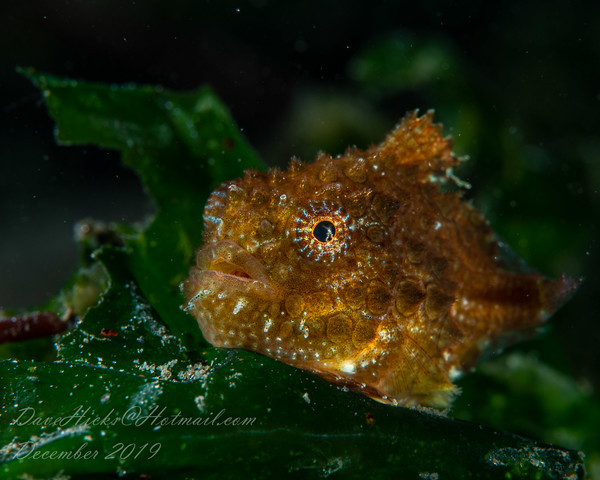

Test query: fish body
[182,111,579,407]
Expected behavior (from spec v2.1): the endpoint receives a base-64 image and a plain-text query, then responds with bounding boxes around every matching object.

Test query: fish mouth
[182,240,279,307]
[182,240,279,346]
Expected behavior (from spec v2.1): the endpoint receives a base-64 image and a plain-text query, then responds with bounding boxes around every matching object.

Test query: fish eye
[312,220,336,243]
[292,201,351,262]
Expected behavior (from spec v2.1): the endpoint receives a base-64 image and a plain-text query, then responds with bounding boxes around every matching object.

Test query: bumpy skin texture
[182,111,579,408]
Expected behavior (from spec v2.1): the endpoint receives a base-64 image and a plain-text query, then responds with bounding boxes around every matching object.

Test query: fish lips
[182,240,279,344]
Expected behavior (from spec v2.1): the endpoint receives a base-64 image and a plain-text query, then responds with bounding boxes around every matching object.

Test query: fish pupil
[313,220,336,243]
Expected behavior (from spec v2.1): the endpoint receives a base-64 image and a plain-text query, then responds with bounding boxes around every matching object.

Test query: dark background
[1,1,598,388]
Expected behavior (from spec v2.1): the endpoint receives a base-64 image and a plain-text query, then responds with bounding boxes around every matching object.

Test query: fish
[182,111,580,408]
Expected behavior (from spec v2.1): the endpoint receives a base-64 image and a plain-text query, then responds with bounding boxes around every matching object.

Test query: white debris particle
[233,298,246,315]
[302,392,311,404]
[378,330,391,342]
[156,359,179,380]
[419,472,439,480]
[135,360,156,374]
[263,318,273,333]
[341,362,356,374]
[194,395,206,412]
[128,381,163,412]
[320,456,348,476]
[303,327,310,339]
[177,362,211,389]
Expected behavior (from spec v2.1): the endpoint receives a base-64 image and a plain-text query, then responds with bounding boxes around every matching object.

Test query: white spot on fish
[233,298,246,315]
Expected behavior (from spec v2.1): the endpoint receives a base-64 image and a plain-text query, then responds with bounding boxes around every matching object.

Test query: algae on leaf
[0,71,586,479]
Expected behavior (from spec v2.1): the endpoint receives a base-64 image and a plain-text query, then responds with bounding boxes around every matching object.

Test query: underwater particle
[100,329,118,337]
[195,394,206,412]
[365,412,376,426]
[182,111,580,408]
[418,473,439,480]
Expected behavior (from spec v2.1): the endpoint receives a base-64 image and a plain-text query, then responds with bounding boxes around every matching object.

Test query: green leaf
[2,339,587,479]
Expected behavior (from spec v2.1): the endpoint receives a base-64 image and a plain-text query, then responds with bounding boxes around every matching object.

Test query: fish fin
[451,270,581,373]
[539,273,582,319]
[385,334,459,408]
[375,110,460,182]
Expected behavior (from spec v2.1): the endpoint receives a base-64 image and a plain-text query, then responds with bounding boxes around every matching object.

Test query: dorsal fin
[375,110,459,181]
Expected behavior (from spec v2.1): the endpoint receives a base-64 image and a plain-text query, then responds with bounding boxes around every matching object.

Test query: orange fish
[182,111,579,408]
